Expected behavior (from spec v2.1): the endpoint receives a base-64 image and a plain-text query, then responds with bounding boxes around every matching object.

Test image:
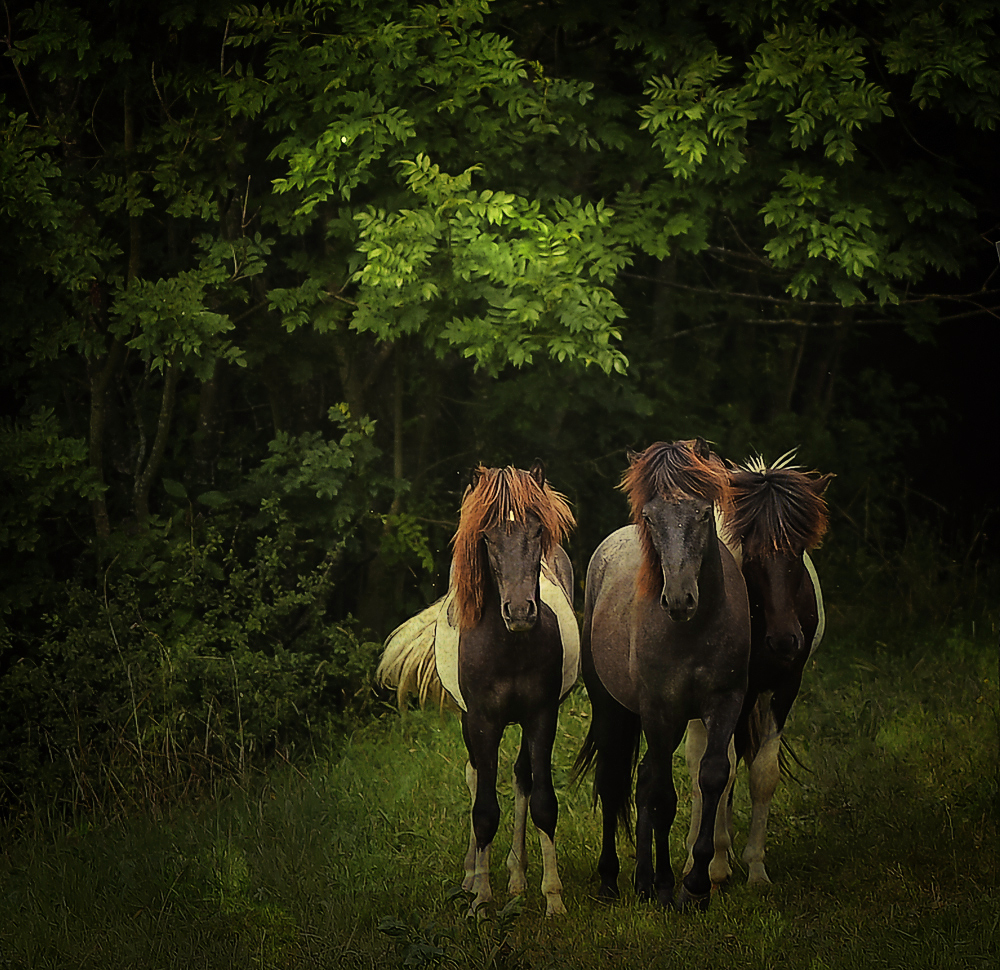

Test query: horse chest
[459,622,563,714]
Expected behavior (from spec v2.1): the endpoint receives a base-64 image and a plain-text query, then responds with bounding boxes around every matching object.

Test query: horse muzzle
[502,599,538,633]
[661,590,698,623]
[765,632,803,665]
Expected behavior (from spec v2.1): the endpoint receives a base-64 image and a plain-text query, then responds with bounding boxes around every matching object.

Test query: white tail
[377,596,459,712]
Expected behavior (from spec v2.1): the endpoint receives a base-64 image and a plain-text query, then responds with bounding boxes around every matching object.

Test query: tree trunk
[88,339,125,538]
[134,360,181,525]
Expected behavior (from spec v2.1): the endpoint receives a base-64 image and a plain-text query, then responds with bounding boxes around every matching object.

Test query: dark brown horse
[685,452,832,885]
[379,461,577,915]
[575,440,750,910]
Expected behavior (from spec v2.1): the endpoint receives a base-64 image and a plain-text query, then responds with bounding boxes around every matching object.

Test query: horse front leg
[679,700,740,910]
[463,716,503,915]
[684,719,736,885]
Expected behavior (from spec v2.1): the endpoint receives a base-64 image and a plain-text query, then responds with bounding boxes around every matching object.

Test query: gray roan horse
[574,440,750,909]
[685,452,832,886]
[378,462,577,916]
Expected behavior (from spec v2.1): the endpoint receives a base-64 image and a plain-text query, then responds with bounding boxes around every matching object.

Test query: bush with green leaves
[0,408,392,817]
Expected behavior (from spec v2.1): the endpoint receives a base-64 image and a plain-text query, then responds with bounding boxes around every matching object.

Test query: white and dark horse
[379,462,578,916]
[685,452,832,886]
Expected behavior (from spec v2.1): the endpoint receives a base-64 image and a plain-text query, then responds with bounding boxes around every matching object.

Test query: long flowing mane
[451,465,575,632]
[728,451,832,559]
[620,440,731,599]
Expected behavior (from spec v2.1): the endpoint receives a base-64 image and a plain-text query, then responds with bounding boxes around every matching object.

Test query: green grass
[1,619,997,969]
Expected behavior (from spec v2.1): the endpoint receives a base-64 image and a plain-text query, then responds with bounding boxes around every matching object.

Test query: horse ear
[528,459,546,489]
[692,437,713,461]
[467,465,483,492]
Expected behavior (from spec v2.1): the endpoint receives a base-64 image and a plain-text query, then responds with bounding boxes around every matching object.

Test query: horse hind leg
[506,741,530,897]
[743,720,781,886]
[590,703,640,900]
[462,761,478,893]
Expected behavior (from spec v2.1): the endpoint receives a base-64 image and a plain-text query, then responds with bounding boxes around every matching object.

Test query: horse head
[622,439,731,623]
[742,552,808,665]
[639,495,716,622]
[482,505,545,632]
[728,453,833,665]
[453,459,574,633]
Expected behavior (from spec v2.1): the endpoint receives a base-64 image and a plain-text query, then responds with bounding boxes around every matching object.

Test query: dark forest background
[1,0,997,815]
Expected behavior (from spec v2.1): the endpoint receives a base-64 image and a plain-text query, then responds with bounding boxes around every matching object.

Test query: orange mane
[451,465,575,632]
[620,440,731,599]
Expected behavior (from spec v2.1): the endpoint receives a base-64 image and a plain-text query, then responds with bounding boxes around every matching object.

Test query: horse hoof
[634,881,655,903]
[545,895,567,917]
[597,882,619,902]
[676,885,711,912]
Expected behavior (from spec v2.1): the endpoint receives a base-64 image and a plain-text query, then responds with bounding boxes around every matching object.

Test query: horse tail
[570,723,600,788]
[745,697,810,781]
[377,597,457,712]
[778,735,810,782]
[571,710,641,841]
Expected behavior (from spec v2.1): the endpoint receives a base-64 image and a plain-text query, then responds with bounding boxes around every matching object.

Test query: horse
[574,439,751,910]
[684,451,832,886]
[377,461,578,916]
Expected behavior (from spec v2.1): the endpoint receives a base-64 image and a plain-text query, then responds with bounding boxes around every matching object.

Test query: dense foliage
[1,0,997,811]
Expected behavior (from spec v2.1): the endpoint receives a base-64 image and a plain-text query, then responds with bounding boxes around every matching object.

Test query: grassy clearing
[1,618,997,969]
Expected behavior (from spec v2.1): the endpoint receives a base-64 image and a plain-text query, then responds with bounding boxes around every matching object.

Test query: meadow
[1,608,997,969]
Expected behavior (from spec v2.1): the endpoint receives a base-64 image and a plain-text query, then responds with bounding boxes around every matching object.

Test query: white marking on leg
[708,736,736,885]
[470,843,494,914]
[537,830,566,916]
[744,723,781,886]
[506,784,529,895]
[683,719,707,876]
[462,761,477,891]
